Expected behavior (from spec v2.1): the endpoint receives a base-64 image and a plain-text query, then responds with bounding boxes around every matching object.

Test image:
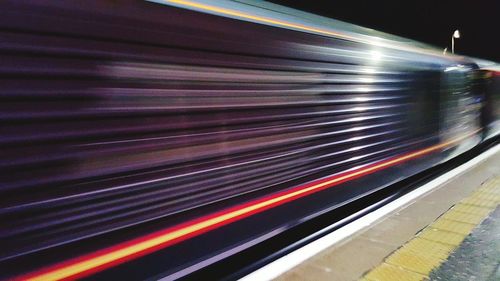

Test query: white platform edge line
[239,143,500,281]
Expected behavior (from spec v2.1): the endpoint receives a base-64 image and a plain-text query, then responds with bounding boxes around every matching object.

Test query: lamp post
[451,30,460,54]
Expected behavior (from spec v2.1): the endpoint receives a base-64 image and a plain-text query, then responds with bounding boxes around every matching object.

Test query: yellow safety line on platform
[362,176,500,281]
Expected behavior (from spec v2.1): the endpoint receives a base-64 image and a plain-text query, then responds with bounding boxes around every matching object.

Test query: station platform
[362,176,500,281]
[242,144,500,281]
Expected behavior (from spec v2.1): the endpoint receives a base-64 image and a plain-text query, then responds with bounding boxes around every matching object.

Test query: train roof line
[153,0,464,62]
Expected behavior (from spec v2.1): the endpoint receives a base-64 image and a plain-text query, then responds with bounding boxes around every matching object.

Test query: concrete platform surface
[430,206,500,281]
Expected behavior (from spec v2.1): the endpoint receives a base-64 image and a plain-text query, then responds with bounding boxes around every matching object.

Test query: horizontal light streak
[164,0,444,57]
[17,131,479,281]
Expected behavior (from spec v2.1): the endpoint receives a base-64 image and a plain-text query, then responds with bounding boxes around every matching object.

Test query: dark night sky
[270,0,499,62]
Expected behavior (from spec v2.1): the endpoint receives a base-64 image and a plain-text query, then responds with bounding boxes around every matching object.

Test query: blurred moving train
[0,0,499,280]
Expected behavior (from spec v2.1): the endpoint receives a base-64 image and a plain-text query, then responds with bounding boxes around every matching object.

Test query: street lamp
[451,29,460,54]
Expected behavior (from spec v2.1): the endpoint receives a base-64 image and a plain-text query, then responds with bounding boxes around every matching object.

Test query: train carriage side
[0,1,490,280]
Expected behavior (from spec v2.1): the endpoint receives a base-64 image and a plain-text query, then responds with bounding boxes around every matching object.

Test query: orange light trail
[164,0,446,57]
[167,0,356,41]
[16,130,479,281]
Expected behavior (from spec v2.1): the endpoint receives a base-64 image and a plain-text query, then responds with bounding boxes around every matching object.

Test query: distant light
[360,77,375,83]
[352,106,368,112]
[363,68,377,74]
[355,97,370,102]
[348,117,366,122]
[444,64,465,72]
[453,30,460,39]
[356,87,371,93]
[369,50,383,61]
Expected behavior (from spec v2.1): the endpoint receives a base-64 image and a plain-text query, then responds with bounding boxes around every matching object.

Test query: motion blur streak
[16,130,478,281]
[0,0,497,279]
[163,0,443,56]
[165,0,355,41]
